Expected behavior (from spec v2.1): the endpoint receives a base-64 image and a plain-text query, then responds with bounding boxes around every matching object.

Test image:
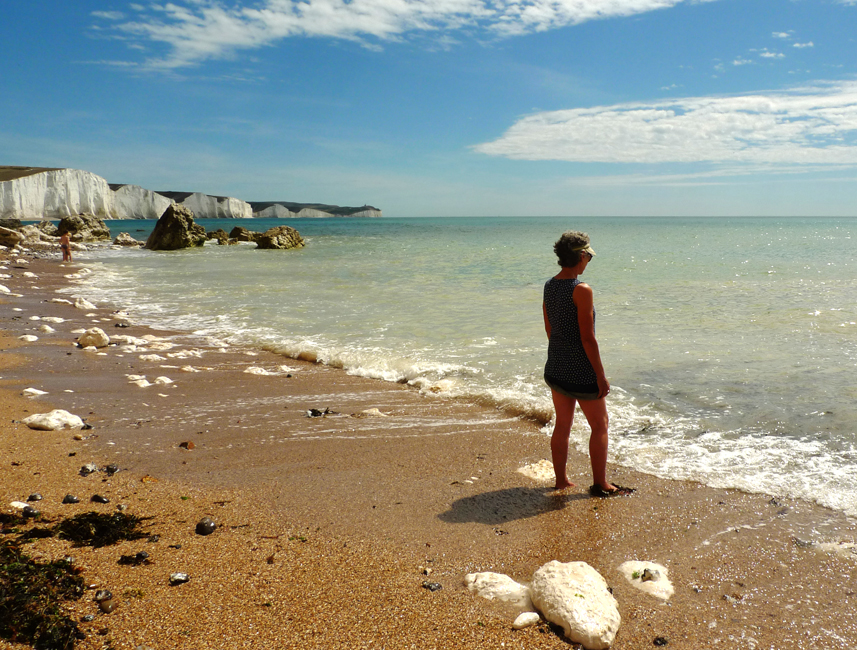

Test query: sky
[1,0,856,216]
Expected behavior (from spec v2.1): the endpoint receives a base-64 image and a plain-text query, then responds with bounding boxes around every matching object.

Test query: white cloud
[473,81,857,165]
[732,57,753,66]
[759,50,784,59]
[772,31,792,39]
[794,41,814,48]
[92,11,125,20]
[107,0,697,68]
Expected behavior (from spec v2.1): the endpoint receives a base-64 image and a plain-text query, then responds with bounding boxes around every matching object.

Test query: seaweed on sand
[0,538,85,650]
[56,511,152,548]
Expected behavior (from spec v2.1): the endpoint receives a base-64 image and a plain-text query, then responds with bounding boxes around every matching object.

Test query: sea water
[66,217,857,516]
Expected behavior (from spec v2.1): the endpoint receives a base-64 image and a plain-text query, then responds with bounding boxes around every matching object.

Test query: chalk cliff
[0,167,114,220]
[0,166,380,220]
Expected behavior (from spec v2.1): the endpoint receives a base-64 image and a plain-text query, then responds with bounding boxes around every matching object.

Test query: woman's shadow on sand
[438,486,589,526]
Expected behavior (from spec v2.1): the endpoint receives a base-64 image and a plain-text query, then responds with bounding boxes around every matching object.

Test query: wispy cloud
[794,41,814,48]
[473,81,857,166]
[92,11,126,20]
[95,0,699,68]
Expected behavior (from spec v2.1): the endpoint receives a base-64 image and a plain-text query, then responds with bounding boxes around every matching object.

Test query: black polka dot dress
[543,278,598,392]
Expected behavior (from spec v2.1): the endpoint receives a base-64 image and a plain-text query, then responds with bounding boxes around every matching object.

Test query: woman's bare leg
[578,397,614,490]
[550,389,577,489]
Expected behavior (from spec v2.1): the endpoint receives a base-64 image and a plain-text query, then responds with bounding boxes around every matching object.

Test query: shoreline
[2,248,856,649]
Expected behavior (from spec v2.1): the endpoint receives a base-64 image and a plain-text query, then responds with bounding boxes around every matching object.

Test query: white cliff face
[112,185,172,219]
[253,204,294,219]
[177,192,252,219]
[295,208,335,218]
[348,209,382,218]
[1,169,114,220]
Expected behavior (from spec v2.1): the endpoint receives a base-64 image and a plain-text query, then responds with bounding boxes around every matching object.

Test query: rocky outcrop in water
[228,226,258,242]
[58,214,111,242]
[145,204,206,251]
[256,225,304,250]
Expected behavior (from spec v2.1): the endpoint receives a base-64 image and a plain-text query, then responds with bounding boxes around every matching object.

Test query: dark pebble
[26,493,42,502]
[422,581,443,592]
[653,637,668,646]
[195,517,216,536]
[91,494,110,504]
[118,551,150,566]
[114,323,129,328]
[81,614,95,622]
[148,534,160,543]
[22,505,39,518]
[80,463,99,476]
[94,590,113,602]
[62,494,80,504]
[105,463,119,476]
[81,423,94,430]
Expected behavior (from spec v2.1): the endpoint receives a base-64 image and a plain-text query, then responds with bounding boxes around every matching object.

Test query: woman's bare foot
[553,479,576,490]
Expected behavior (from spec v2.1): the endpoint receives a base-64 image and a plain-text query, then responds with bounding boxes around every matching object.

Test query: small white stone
[74,297,97,310]
[23,388,48,397]
[513,612,541,630]
[29,315,41,321]
[618,561,674,601]
[360,408,388,417]
[18,335,38,342]
[12,307,22,311]
[82,346,98,351]
[39,325,56,333]
[0,285,10,294]
[181,365,201,373]
[71,328,87,334]
[41,317,65,323]
[22,409,85,431]
[126,374,147,381]
[50,298,73,305]
[465,572,533,612]
[10,501,29,510]
[78,327,110,348]
[153,376,173,385]
[22,271,37,278]
[139,354,167,361]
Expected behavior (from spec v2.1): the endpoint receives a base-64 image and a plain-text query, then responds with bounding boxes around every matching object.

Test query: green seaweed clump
[0,538,85,650]
[56,511,151,548]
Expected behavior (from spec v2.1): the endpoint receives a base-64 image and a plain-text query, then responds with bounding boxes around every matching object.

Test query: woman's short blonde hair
[554,231,590,267]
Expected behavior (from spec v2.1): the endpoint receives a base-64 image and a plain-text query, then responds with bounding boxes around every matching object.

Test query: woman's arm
[543,302,551,339]
[573,283,610,398]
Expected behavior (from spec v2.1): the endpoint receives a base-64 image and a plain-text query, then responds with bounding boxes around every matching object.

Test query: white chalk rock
[82,346,98,352]
[131,379,153,388]
[138,354,166,361]
[518,459,557,483]
[360,408,389,417]
[465,572,533,612]
[22,388,48,397]
[71,328,87,334]
[78,327,110,348]
[22,409,85,431]
[126,374,147,381]
[41,317,65,323]
[617,561,674,601]
[0,284,12,294]
[530,561,620,650]
[153,376,173,385]
[29,316,41,321]
[181,365,201,373]
[23,271,37,278]
[244,366,275,375]
[18,335,38,342]
[513,612,542,630]
[39,324,56,333]
[49,298,73,304]
[10,501,29,510]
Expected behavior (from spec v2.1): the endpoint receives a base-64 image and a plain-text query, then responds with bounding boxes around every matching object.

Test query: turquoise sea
[66,217,857,516]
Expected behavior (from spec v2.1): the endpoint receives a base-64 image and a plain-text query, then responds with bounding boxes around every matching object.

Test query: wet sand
[1,248,856,650]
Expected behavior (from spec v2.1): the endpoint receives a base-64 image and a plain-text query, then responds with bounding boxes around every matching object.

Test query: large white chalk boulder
[23,409,84,430]
[617,561,674,601]
[530,561,620,650]
[78,327,110,348]
[464,572,533,612]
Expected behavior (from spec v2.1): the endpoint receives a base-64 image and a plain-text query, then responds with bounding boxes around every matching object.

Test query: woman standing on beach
[60,232,72,262]
[543,231,633,497]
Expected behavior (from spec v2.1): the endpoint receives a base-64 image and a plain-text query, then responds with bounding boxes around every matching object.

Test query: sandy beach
[2,247,856,650]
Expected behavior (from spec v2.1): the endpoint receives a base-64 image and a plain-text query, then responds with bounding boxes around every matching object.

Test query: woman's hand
[597,375,610,399]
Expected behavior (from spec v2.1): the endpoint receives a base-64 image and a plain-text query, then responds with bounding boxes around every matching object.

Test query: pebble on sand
[18,334,38,342]
[22,409,85,430]
[22,388,48,398]
[617,561,674,601]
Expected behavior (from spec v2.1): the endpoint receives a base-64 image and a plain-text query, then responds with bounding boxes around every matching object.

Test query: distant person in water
[543,231,634,497]
[60,232,72,262]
